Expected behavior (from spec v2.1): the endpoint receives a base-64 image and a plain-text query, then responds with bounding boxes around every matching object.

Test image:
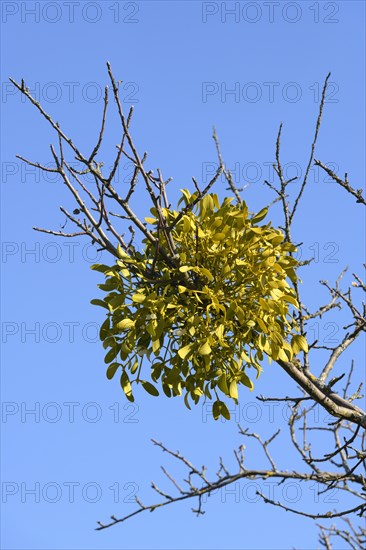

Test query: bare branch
[256,490,365,520]
[290,72,331,222]
[314,160,366,205]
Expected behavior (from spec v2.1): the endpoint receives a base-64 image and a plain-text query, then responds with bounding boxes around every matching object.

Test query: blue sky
[1,1,365,549]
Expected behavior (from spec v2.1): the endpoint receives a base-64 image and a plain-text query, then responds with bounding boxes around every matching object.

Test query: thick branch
[277,360,366,429]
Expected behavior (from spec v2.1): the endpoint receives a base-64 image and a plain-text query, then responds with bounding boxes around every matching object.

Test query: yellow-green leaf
[291,335,308,354]
[229,380,238,400]
[212,233,226,242]
[132,293,146,303]
[183,216,191,233]
[220,401,231,420]
[90,299,109,310]
[198,341,212,356]
[152,339,161,353]
[141,380,159,396]
[212,400,221,420]
[178,344,193,360]
[240,372,254,390]
[120,371,134,401]
[106,362,120,380]
[199,267,214,281]
[104,346,119,364]
[117,245,134,262]
[116,318,135,331]
[216,324,225,342]
[251,207,268,224]
[217,373,229,395]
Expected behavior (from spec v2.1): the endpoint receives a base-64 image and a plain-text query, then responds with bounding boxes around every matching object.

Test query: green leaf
[99,317,110,341]
[162,383,172,398]
[199,267,214,281]
[212,233,226,242]
[115,318,135,331]
[90,264,112,273]
[271,235,284,245]
[117,245,134,262]
[131,360,139,374]
[282,294,298,307]
[212,400,221,420]
[152,338,161,354]
[278,348,290,361]
[229,380,238,400]
[204,384,212,400]
[291,335,308,354]
[141,380,159,396]
[178,344,193,360]
[235,306,245,324]
[220,401,231,420]
[212,400,231,421]
[90,299,109,310]
[198,341,211,356]
[106,362,120,380]
[240,372,254,391]
[132,293,146,303]
[217,373,229,395]
[120,371,134,401]
[179,188,192,205]
[251,207,268,223]
[98,281,119,291]
[104,346,119,364]
[216,324,225,342]
[184,392,192,410]
[256,317,267,332]
[183,216,191,233]
[108,294,126,309]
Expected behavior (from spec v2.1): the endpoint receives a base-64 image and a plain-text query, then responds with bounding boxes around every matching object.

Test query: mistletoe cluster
[91,190,307,419]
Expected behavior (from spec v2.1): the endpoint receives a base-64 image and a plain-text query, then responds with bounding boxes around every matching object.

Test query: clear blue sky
[1,1,365,549]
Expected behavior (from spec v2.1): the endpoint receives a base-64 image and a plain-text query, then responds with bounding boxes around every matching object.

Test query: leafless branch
[314,160,366,205]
